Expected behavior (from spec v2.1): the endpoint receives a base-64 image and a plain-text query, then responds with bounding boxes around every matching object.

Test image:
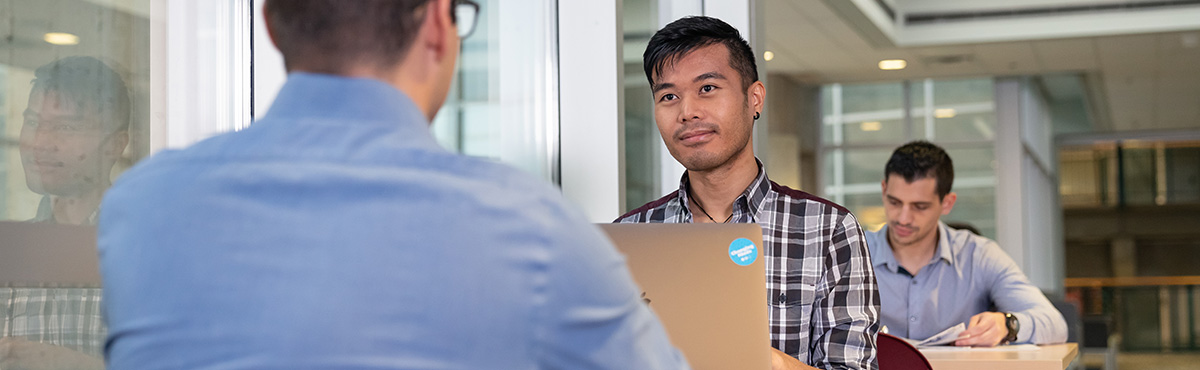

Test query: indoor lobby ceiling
[763,0,1200,133]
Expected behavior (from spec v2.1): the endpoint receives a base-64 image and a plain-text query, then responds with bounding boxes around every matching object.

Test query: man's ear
[748,80,765,119]
[419,0,455,62]
[940,191,958,216]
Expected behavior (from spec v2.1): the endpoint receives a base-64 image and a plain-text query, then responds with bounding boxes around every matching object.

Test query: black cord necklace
[689,192,734,223]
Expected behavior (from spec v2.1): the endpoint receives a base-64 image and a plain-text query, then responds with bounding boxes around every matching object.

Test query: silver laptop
[0,221,101,287]
[599,223,770,370]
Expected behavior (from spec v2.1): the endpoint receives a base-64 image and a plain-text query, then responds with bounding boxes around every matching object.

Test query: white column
[995,77,1065,294]
[994,78,1027,280]
[559,0,625,222]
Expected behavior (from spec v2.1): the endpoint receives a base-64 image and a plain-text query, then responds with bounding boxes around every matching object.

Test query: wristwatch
[1002,312,1019,344]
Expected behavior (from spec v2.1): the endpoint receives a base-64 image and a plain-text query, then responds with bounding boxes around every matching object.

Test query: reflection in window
[820,78,997,238]
[0,2,150,367]
[430,0,559,182]
[2,2,149,225]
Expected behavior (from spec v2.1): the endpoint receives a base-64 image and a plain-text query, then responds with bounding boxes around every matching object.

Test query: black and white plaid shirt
[615,161,880,370]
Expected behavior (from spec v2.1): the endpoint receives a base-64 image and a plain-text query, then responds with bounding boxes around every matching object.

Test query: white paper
[901,323,966,348]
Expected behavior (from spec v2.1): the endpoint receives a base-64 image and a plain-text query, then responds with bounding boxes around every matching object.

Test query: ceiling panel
[1104,74,1156,130]
[1033,38,1100,71]
[1095,34,1160,75]
[972,42,1043,75]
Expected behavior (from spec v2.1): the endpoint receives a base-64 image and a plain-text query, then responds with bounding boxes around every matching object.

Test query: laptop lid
[598,223,770,370]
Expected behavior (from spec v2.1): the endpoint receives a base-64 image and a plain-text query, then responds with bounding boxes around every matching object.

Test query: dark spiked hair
[885,141,955,199]
[643,16,759,91]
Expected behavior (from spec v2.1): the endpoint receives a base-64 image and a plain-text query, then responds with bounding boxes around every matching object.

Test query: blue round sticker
[728,238,758,266]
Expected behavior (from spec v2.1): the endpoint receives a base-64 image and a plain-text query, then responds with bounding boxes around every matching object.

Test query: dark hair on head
[32,56,131,133]
[264,0,433,73]
[885,140,955,199]
[643,16,759,91]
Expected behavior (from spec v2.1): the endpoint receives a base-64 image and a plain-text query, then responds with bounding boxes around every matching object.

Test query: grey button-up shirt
[865,222,1067,344]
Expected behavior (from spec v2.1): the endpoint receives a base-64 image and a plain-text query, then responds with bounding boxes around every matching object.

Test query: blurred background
[1,1,1197,369]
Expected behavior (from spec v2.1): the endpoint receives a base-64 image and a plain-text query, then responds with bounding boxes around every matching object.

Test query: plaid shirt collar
[675,158,773,223]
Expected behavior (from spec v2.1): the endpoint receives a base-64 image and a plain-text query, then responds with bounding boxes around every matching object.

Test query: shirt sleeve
[978,241,1068,345]
[536,216,690,370]
[809,212,881,370]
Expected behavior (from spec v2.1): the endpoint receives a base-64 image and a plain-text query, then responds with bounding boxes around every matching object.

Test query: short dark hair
[264,0,432,73]
[643,16,759,91]
[32,56,130,133]
[884,141,955,199]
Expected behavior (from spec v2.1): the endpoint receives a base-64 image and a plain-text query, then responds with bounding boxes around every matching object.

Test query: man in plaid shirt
[616,16,880,370]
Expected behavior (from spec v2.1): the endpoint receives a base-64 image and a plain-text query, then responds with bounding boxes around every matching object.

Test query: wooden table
[920,343,1078,370]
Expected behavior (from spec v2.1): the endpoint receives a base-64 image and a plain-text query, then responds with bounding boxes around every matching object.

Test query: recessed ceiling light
[861,121,882,132]
[934,108,956,119]
[44,32,79,46]
[878,59,906,70]
[764,51,775,61]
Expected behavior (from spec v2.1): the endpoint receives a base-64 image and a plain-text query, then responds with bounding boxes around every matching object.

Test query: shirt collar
[265,73,419,119]
[31,196,99,225]
[935,221,955,265]
[674,158,771,222]
[871,221,955,273]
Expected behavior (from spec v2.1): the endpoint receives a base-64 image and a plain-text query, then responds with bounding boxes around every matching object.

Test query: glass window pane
[1121,147,1157,206]
[843,149,891,185]
[945,146,996,180]
[931,79,995,142]
[842,118,906,144]
[1,1,153,367]
[945,186,997,239]
[822,82,908,145]
[842,82,904,114]
[3,2,149,225]
[622,0,659,212]
[934,112,995,141]
[431,0,558,181]
[931,78,993,106]
[1165,145,1200,204]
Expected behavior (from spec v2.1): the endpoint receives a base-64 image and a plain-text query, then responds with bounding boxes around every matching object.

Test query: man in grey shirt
[865,141,1067,346]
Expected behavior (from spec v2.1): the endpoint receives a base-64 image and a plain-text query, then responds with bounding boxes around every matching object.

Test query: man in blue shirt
[865,141,1067,346]
[98,1,688,369]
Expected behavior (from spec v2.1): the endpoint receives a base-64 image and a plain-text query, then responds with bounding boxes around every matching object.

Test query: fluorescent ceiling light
[934,108,956,118]
[764,51,775,61]
[878,59,906,70]
[44,32,79,45]
[861,121,882,132]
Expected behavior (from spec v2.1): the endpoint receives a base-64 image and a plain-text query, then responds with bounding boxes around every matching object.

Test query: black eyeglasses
[452,0,480,38]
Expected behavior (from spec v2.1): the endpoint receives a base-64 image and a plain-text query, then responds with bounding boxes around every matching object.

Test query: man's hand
[954,312,1008,347]
[0,337,105,370]
[770,347,819,370]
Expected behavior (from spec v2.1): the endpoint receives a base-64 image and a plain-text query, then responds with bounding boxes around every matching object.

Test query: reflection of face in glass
[19,88,127,197]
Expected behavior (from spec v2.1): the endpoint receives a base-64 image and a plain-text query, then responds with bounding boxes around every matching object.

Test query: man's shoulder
[614,191,679,223]
[768,181,853,216]
[944,227,1011,265]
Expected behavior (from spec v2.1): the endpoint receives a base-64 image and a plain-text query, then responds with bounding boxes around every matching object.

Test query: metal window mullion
[924,78,935,140]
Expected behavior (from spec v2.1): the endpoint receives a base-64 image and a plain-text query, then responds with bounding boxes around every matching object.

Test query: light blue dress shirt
[865,222,1067,345]
[98,73,689,369]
